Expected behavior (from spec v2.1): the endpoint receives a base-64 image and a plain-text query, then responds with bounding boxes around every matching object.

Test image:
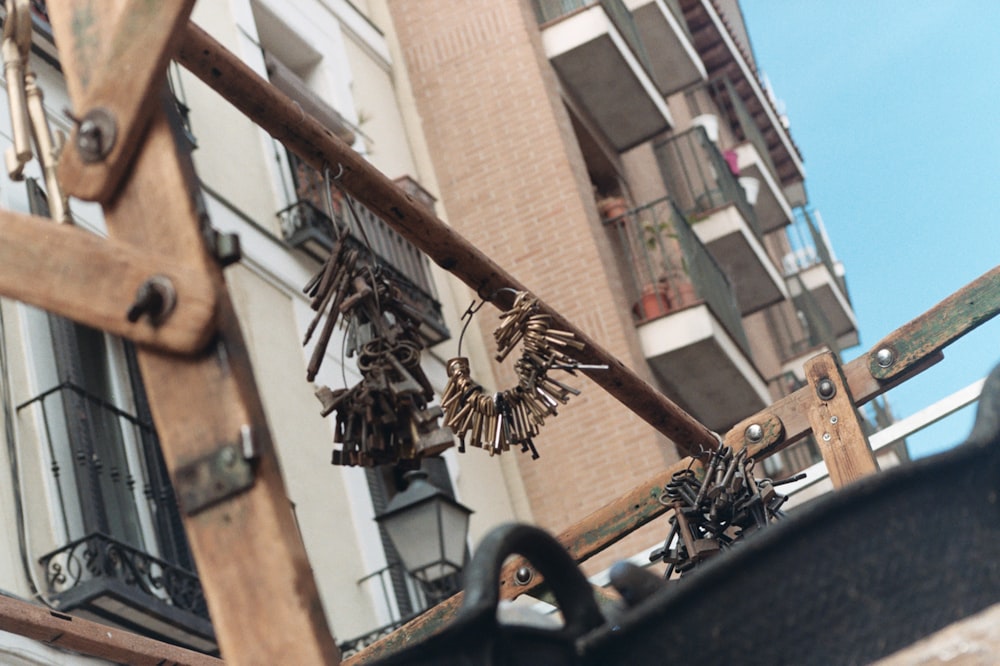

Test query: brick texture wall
[388,0,682,570]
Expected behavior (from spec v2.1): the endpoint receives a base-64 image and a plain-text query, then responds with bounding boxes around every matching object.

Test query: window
[17,180,215,652]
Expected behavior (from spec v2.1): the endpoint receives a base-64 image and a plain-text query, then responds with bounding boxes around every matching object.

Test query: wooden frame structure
[0,3,996,664]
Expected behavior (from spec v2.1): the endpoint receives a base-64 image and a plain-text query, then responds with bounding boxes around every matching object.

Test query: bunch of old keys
[648,447,802,578]
[305,232,454,467]
[440,291,587,459]
[2,0,70,223]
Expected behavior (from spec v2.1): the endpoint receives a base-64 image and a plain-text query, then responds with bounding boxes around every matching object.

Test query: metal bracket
[176,426,256,515]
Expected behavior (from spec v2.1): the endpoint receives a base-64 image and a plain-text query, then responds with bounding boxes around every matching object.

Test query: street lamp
[375,470,473,601]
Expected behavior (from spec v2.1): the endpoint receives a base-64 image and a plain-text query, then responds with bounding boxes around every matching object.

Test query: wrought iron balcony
[654,126,787,313]
[604,197,769,430]
[532,0,673,150]
[38,533,215,652]
[685,77,792,231]
[20,380,215,652]
[278,154,449,346]
[533,0,653,72]
[605,197,749,353]
[679,0,806,197]
[783,207,858,349]
[622,0,705,95]
[338,561,456,658]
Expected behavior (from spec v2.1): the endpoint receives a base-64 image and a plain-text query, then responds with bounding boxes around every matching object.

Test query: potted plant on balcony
[630,211,697,321]
[597,194,629,222]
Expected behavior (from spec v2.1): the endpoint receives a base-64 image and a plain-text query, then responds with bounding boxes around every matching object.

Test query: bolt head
[75,107,117,163]
[816,378,836,400]
[876,348,895,368]
[220,446,238,466]
[822,433,832,442]
[745,423,764,444]
[514,566,533,586]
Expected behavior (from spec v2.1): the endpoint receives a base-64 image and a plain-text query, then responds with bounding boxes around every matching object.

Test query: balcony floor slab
[638,303,770,431]
[692,204,787,314]
[543,5,673,150]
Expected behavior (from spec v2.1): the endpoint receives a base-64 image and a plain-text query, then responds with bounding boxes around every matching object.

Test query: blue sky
[740,1,999,457]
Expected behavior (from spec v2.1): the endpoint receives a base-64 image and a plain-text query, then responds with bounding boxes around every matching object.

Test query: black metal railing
[338,561,453,658]
[653,126,764,243]
[788,274,841,358]
[686,77,781,185]
[38,532,208,618]
[603,196,751,358]
[784,207,849,298]
[532,0,655,76]
[19,381,211,637]
[279,153,449,345]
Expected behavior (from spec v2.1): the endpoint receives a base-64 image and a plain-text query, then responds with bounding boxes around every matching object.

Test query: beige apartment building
[0,0,871,662]
[377,0,859,567]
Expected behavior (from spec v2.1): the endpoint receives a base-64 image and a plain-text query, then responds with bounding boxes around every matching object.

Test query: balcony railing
[784,207,848,295]
[279,153,449,345]
[20,381,214,650]
[338,561,457,658]
[604,196,751,358]
[39,533,210,631]
[653,126,763,242]
[787,274,841,358]
[662,0,692,41]
[532,0,654,75]
[687,77,781,185]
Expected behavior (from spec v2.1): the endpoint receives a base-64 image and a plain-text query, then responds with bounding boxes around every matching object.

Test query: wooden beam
[350,267,997,662]
[868,266,1000,381]
[804,352,878,488]
[174,23,719,457]
[0,594,222,666]
[724,350,943,458]
[345,456,701,664]
[46,4,340,663]
[57,0,198,202]
[0,208,216,353]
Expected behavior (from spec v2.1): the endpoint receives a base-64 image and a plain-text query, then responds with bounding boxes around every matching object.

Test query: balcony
[39,533,216,653]
[533,0,673,150]
[783,208,858,349]
[621,0,706,95]
[686,78,793,232]
[680,0,806,201]
[279,153,449,346]
[21,382,215,653]
[654,126,787,314]
[604,197,770,431]
[338,561,441,658]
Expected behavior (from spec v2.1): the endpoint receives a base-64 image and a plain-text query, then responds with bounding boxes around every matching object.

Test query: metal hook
[456,298,489,358]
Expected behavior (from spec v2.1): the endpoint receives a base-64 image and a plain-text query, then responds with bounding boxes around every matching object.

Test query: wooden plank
[0,208,216,353]
[0,594,222,666]
[174,23,719,457]
[346,267,989,662]
[724,350,943,459]
[345,456,701,664]
[868,265,1000,381]
[46,4,340,664]
[803,352,877,488]
[57,0,198,202]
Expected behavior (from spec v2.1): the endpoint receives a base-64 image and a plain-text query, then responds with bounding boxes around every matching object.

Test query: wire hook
[457,298,489,357]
